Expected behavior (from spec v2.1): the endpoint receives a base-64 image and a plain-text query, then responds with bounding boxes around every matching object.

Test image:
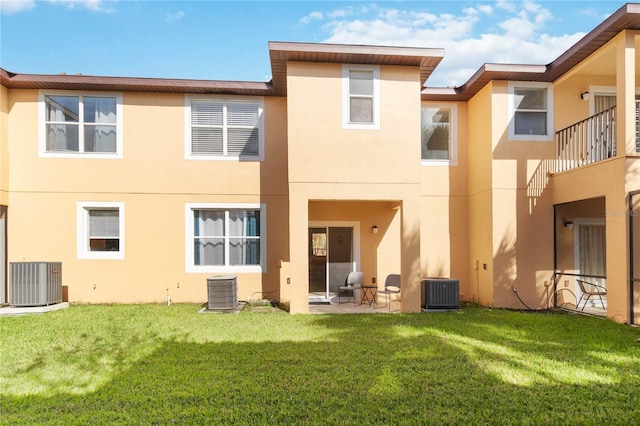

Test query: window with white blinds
[89,210,120,252]
[77,202,124,259]
[187,97,263,160]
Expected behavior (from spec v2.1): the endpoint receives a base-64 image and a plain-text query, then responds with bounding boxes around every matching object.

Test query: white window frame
[421,103,458,166]
[185,203,267,273]
[508,82,554,141]
[184,96,265,161]
[39,90,123,158]
[77,202,124,260]
[342,65,380,130]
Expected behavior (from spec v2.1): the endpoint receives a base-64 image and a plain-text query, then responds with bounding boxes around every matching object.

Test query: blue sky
[0,0,628,87]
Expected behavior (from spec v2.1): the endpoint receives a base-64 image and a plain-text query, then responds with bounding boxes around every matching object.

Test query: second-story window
[421,105,457,166]
[41,93,122,157]
[186,97,264,160]
[343,65,380,129]
[508,82,553,141]
[349,70,374,123]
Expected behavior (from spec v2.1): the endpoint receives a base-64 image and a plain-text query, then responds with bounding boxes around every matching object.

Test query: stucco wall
[419,101,470,300]
[467,83,494,305]
[5,89,289,303]
[1,85,9,206]
[285,61,423,313]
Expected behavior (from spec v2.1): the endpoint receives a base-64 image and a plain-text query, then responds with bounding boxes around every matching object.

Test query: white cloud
[0,0,36,14]
[478,5,493,15]
[46,0,115,13]
[299,11,323,24]
[165,10,184,22]
[302,1,586,87]
[327,8,353,19]
[496,0,517,13]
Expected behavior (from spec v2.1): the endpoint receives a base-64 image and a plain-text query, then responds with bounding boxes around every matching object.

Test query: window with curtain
[578,223,606,288]
[44,95,118,154]
[594,94,616,114]
[188,98,262,158]
[77,202,124,259]
[193,208,261,267]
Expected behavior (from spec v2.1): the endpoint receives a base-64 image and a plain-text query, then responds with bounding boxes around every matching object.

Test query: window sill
[186,154,264,162]
[41,152,122,159]
[78,252,124,260]
[343,123,379,130]
[421,159,457,167]
[508,135,554,142]
[186,265,264,274]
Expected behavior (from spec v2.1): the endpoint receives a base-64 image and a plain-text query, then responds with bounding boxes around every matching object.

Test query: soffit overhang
[422,2,640,102]
[268,41,445,96]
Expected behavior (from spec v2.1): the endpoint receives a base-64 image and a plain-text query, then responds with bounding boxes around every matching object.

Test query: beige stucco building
[1,3,639,323]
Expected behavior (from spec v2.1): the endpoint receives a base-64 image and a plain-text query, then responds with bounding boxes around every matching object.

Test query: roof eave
[268,41,445,96]
[0,68,275,96]
[423,3,640,101]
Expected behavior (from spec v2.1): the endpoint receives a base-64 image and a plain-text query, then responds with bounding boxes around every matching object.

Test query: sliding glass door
[308,226,353,299]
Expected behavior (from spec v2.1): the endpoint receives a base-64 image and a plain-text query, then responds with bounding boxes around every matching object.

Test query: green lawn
[1,304,639,425]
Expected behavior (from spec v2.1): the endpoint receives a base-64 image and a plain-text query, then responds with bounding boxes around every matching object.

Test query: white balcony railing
[556,106,617,173]
[556,101,640,173]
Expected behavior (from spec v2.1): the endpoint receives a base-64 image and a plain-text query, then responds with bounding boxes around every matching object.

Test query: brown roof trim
[543,2,640,80]
[422,2,640,101]
[2,42,444,97]
[269,41,444,96]
[422,64,547,101]
[1,67,275,96]
[268,41,444,59]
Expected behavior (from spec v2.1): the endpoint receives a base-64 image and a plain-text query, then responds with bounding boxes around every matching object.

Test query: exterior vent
[206,275,238,310]
[10,262,62,307]
[422,278,459,310]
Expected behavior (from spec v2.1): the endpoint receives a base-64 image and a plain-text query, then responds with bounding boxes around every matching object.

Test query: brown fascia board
[2,41,445,98]
[422,2,640,102]
[422,64,546,101]
[0,67,275,96]
[269,41,445,96]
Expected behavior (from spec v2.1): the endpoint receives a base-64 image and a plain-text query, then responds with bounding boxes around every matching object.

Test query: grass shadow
[1,305,639,425]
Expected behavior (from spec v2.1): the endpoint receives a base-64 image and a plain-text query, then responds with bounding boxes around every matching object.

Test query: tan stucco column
[288,188,310,314]
[616,31,637,157]
[400,195,422,312]
[605,191,630,323]
[606,32,636,323]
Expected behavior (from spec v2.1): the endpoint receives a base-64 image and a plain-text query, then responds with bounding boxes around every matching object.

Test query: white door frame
[308,221,361,299]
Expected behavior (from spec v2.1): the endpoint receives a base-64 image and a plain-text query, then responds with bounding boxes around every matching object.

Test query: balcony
[555,101,640,173]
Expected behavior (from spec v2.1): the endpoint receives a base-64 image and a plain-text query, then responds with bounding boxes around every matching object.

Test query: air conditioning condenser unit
[10,262,62,307]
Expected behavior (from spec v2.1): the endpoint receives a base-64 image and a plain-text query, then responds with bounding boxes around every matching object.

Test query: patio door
[574,220,606,309]
[309,228,327,295]
[308,226,354,300]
